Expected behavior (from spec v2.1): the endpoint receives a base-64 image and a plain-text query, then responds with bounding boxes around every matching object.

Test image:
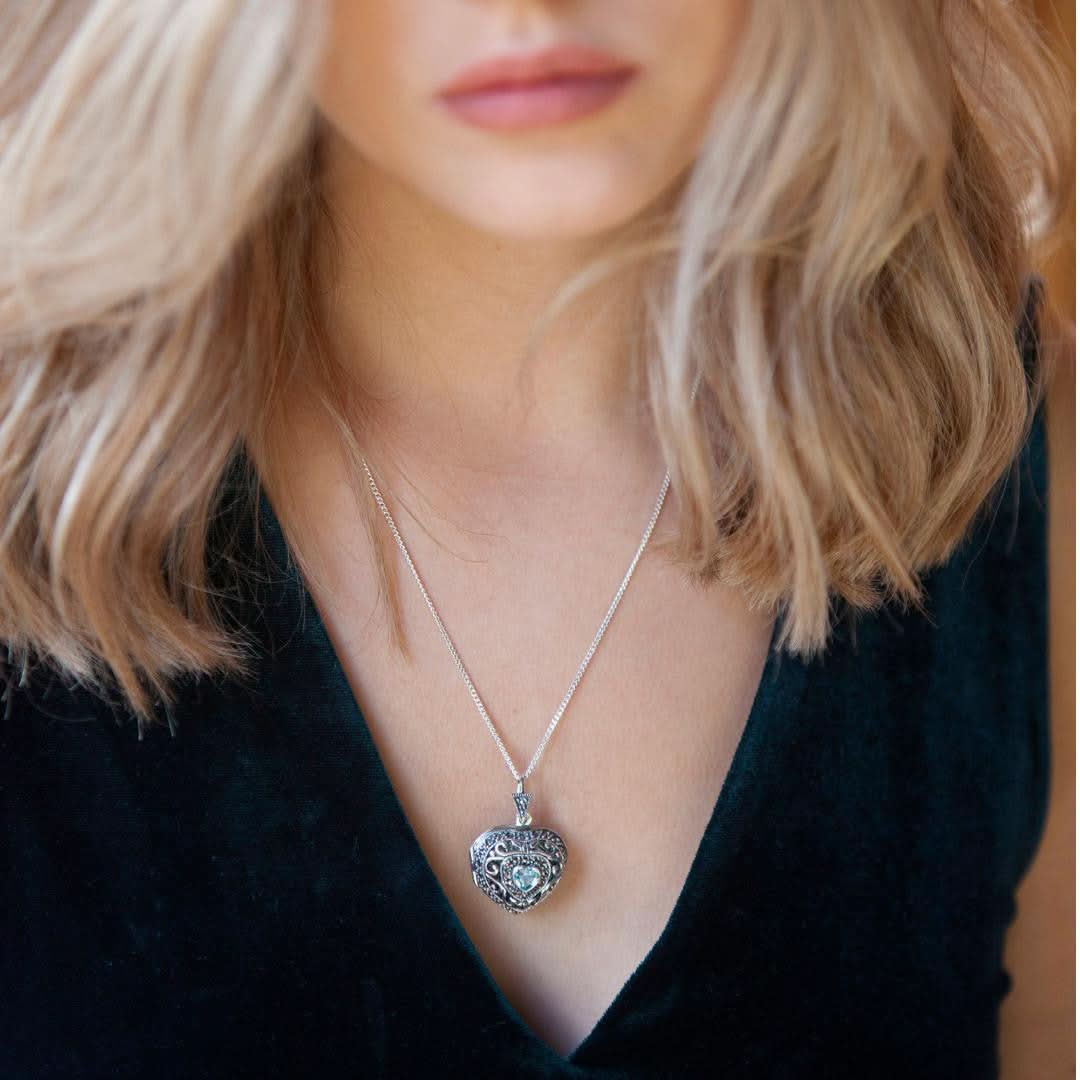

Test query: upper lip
[437,43,638,97]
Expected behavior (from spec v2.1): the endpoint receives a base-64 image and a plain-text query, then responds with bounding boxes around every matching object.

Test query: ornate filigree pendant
[469,784,568,914]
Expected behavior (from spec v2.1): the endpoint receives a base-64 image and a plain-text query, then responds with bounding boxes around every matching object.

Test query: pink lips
[436,43,639,131]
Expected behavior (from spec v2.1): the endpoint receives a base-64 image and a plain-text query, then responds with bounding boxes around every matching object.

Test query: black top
[2,278,1051,1079]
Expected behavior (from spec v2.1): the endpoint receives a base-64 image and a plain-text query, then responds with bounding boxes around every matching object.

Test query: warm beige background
[999,2,1075,1077]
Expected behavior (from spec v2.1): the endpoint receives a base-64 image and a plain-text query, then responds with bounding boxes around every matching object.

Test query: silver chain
[359,370,703,786]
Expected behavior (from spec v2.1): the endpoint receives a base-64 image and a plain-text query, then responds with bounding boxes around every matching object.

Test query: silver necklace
[361,457,669,914]
[359,377,699,915]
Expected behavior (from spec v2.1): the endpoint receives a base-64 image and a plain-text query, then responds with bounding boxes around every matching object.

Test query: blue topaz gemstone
[511,865,542,893]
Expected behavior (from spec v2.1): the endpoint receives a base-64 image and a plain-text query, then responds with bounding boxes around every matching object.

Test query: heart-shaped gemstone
[469,824,568,914]
[511,865,542,893]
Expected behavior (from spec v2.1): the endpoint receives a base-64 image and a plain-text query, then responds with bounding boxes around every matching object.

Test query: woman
[0,1,1071,1076]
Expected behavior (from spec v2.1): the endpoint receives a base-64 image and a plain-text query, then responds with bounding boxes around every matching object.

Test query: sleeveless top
[2,277,1050,1079]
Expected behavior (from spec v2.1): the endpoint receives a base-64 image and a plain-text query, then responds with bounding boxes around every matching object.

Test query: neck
[309,126,654,472]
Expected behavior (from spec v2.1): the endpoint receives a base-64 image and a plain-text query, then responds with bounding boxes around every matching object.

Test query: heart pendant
[469,784,567,914]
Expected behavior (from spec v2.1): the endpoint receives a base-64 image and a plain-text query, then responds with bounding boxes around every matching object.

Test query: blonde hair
[0,0,1072,726]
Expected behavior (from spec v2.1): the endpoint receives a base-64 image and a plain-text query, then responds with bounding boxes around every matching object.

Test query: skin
[306,0,748,460]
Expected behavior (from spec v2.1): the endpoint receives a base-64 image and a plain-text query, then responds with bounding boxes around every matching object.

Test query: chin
[432,165,664,240]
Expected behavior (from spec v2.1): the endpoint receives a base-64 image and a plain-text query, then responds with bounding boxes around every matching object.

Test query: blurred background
[998,2,1075,1077]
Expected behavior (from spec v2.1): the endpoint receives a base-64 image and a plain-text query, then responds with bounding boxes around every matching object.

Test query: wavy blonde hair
[0,0,1072,725]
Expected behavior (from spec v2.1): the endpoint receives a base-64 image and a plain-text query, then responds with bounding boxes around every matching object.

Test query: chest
[302,522,776,1058]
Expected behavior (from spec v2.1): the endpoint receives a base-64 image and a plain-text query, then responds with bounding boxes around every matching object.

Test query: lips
[436,43,639,131]
[439,42,638,96]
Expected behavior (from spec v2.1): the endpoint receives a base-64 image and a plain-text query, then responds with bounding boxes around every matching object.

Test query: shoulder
[832,272,1052,896]
[0,656,140,777]
[916,271,1052,887]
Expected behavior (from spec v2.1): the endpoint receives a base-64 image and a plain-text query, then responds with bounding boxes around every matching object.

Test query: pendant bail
[512,779,533,827]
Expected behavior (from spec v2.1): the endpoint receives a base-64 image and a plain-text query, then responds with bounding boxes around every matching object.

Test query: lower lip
[438,70,638,131]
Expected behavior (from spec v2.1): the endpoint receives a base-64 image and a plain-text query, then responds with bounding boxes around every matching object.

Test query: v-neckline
[249,472,812,1070]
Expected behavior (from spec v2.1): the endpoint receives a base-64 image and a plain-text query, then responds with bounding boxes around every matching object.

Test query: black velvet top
[2,278,1050,1079]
